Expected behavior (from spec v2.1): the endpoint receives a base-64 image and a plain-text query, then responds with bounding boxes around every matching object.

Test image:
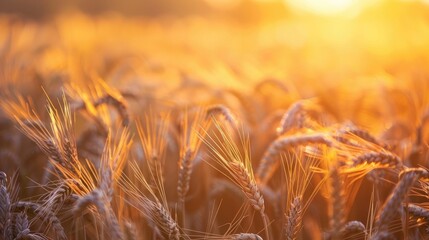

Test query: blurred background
[0,0,429,129]
[0,0,423,20]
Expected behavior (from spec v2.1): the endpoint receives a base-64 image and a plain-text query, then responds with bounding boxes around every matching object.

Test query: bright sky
[285,0,358,15]
[205,0,370,15]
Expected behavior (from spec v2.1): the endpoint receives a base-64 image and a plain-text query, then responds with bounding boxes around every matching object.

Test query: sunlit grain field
[1,1,429,239]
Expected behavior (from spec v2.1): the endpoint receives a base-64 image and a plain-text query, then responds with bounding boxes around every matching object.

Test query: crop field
[1,1,429,239]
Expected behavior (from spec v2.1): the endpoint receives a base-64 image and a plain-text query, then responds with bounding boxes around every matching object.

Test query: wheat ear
[123,221,137,240]
[351,152,402,169]
[0,172,10,239]
[148,200,180,240]
[406,204,429,221]
[73,189,124,239]
[92,93,130,126]
[284,196,303,240]
[229,162,270,240]
[341,126,384,147]
[329,165,345,240]
[257,133,333,184]
[206,104,237,126]
[177,149,193,205]
[228,233,263,240]
[12,212,31,239]
[42,182,74,213]
[276,101,305,135]
[230,162,265,212]
[374,168,429,236]
[340,221,366,238]
[11,201,66,240]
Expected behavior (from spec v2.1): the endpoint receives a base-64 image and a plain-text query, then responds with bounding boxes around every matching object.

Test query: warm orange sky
[0,0,425,19]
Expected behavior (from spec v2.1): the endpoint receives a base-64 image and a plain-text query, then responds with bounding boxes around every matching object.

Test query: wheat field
[1,1,429,239]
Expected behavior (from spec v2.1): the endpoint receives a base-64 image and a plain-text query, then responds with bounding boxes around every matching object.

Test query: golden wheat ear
[1,93,80,183]
[201,118,271,240]
[177,107,211,205]
[284,196,303,240]
[257,132,333,185]
[0,171,11,239]
[11,201,66,240]
[373,168,429,238]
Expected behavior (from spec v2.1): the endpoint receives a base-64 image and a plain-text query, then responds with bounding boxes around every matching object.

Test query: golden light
[203,0,242,10]
[285,0,358,15]
[1,1,429,240]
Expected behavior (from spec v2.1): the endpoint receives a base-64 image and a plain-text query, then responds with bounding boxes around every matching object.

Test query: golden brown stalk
[373,168,429,237]
[329,165,346,240]
[257,133,333,184]
[284,196,303,240]
[351,152,402,169]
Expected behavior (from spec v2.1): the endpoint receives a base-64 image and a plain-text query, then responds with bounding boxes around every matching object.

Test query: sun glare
[286,0,358,15]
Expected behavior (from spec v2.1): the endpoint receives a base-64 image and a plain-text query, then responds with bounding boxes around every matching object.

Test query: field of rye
[1,2,429,239]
